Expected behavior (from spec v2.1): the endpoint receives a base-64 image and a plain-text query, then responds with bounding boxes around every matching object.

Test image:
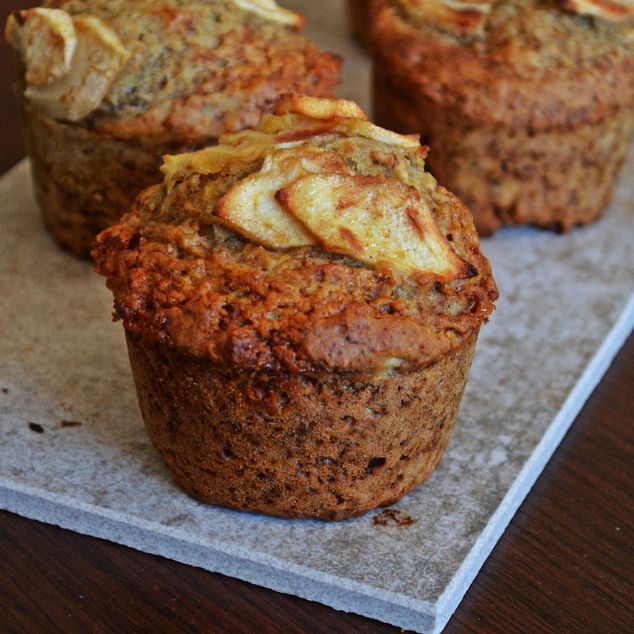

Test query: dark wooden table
[1,3,633,632]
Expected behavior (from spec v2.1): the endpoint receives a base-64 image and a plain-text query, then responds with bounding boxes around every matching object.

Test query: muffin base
[126,332,477,520]
[374,66,634,235]
[22,104,191,258]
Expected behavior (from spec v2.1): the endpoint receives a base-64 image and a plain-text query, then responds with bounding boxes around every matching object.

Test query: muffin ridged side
[127,332,476,520]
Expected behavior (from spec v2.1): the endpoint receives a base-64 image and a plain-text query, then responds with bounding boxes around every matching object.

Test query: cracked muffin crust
[93,95,498,519]
[353,0,634,234]
[6,0,341,256]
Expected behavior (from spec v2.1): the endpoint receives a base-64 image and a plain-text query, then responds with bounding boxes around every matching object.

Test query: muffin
[361,0,634,234]
[5,1,341,256]
[93,94,498,520]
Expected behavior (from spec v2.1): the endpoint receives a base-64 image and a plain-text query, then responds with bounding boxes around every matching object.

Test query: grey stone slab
[1,2,633,631]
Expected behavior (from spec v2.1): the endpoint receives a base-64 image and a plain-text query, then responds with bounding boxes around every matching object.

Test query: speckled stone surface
[1,3,634,632]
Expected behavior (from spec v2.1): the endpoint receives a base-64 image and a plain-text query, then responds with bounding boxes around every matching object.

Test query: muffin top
[93,95,497,375]
[369,0,634,127]
[5,1,340,143]
[388,0,633,58]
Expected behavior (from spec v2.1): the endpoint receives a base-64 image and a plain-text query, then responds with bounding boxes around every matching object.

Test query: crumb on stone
[60,420,83,428]
[372,508,415,527]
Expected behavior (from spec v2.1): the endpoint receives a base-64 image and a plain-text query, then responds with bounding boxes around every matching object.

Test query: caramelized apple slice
[5,8,76,86]
[274,93,367,120]
[277,174,471,279]
[559,0,633,21]
[257,113,420,149]
[21,15,129,121]
[335,119,420,148]
[162,135,274,182]
[254,113,336,146]
[230,0,304,27]
[262,96,418,147]
[214,149,353,248]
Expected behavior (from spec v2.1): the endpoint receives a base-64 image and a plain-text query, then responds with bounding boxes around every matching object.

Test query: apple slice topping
[559,0,634,21]
[407,0,493,36]
[161,95,469,280]
[274,93,368,120]
[334,119,421,148]
[5,8,76,87]
[162,133,274,183]
[230,0,304,27]
[276,173,471,280]
[214,149,353,249]
[6,10,129,121]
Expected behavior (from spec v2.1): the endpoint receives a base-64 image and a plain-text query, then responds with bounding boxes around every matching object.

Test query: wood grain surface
[1,2,633,632]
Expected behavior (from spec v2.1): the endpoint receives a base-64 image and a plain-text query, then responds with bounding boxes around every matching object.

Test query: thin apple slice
[230,0,304,27]
[5,8,76,87]
[22,15,129,121]
[261,97,418,147]
[214,149,353,248]
[274,93,367,120]
[559,0,633,21]
[335,119,420,148]
[219,129,277,148]
[277,173,472,279]
[255,113,337,146]
[162,134,274,182]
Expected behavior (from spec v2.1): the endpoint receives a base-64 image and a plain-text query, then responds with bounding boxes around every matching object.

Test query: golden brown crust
[94,190,494,372]
[126,331,477,520]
